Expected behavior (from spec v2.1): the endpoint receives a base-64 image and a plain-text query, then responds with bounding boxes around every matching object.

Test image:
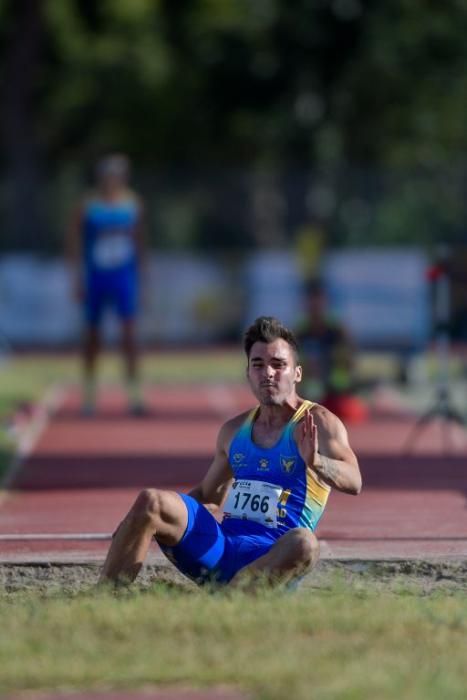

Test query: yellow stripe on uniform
[306,469,331,506]
[290,399,315,424]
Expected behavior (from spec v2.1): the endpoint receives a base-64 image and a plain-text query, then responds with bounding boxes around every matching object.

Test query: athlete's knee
[130,488,165,530]
[287,528,320,567]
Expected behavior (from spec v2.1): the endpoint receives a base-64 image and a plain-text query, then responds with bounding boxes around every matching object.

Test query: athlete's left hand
[297,409,319,468]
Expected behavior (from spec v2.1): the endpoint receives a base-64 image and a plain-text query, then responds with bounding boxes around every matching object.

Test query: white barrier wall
[0,254,236,346]
[0,249,431,347]
[0,256,80,345]
[142,254,235,342]
[244,251,303,329]
[324,249,431,349]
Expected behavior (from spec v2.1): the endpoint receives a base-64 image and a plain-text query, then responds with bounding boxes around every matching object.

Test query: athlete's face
[247,339,302,406]
[99,172,126,195]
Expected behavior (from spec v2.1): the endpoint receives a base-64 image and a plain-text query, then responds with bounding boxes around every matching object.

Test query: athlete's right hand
[297,409,319,468]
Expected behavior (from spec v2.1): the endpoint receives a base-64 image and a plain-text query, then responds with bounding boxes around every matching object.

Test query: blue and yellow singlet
[83,192,140,273]
[223,400,330,538]
[161,400,331,584]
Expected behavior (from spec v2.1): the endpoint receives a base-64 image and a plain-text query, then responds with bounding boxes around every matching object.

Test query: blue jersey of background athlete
[83,192,140,274]
[82,192,141,323]
[223,400,330,539]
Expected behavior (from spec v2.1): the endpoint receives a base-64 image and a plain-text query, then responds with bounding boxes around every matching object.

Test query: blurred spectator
[296,279,367,422]
[449,245,467,342]
[66,154,147,415]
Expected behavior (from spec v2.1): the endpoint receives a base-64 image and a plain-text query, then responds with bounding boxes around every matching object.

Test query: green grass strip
[0,585,467,699]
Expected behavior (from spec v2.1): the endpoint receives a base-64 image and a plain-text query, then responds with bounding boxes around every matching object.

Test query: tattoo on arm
[317,454,340,483]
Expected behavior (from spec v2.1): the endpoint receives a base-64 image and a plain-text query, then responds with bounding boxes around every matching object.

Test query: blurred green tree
[1,0,467,250]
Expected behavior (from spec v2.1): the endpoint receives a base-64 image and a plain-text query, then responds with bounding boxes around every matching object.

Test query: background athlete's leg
[100,489,188,584]
[82,273,104,414]
[121,318,143,413]
[229,528,319,590]
[116,268,143,413]
[82,324,100,414]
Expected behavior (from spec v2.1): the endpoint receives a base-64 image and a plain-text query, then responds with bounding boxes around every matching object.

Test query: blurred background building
[1,0,466,357]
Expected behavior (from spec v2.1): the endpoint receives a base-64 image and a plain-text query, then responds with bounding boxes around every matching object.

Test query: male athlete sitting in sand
[100,316,362,588]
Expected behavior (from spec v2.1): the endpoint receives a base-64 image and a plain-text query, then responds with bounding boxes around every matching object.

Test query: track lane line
[0,384,66,500]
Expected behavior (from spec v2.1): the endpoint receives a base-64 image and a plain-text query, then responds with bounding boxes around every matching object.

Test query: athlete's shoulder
[221,409,254,435]
[291,397,343,430]
[217,409,254,449]
[309,401,348,437]
[121,188,143,210]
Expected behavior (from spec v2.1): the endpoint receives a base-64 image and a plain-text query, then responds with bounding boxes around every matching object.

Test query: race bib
[93,232,133,268]
[223,480,283,528]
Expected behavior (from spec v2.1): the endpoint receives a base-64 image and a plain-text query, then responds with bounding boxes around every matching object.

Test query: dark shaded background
[2,0,467,254]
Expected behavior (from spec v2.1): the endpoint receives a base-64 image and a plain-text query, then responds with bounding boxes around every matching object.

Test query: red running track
[0,385,466,563]
[4,690,248,700]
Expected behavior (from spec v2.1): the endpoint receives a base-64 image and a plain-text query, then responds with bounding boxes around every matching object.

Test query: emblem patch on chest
[280,455,297,474]
[258,458,270,471]
[231,452,247,470]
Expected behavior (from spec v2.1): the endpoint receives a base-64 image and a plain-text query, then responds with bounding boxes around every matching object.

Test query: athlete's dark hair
[244,316,299,362]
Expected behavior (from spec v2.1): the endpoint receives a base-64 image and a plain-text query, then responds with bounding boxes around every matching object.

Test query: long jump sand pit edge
[1,559,467,596]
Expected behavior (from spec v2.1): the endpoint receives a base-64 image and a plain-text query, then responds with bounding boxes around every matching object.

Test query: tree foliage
[1,0,467,249]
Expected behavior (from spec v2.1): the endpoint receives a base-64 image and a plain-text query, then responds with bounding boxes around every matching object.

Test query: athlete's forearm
[313,453,362,495]
[186,485,223,508]
[188,479,232,513]
[187,485,203,502]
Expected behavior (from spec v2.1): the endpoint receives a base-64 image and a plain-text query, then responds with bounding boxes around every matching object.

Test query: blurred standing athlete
[100,316,362,589]
[67,154,146,415]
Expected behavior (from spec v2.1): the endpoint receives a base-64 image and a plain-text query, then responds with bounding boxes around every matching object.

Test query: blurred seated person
[296,279,367,422]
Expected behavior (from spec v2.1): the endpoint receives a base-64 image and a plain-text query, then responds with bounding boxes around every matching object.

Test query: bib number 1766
[233,491,270,513]
[223,480,282,528]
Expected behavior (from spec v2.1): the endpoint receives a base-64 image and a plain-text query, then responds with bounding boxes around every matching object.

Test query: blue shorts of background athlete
[160,494,281,584]
[85,267,138,324]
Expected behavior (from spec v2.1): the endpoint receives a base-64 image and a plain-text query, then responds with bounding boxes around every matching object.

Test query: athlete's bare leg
[121,319,138,382]
[121,318,143,412]
[82,325,100,412]
[99,489,188,584]
[229,528,319,590]
[84,325,100,378]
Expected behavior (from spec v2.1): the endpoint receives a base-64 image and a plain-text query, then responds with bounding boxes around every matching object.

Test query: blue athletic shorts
[85,267,138,324]
[160,494,279,585]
